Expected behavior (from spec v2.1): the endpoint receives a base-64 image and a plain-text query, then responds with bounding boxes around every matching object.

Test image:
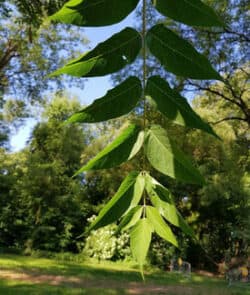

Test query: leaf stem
[142,0,148,208]
[142,0,147,167]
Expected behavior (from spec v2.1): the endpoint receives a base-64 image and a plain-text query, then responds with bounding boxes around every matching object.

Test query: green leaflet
[152,0,224,27]
[146,206,178,247]
[89,172,143,231]
[50,0,140,27]
[146,24,222,80]
[117,206,143,233]
[50,28,141,77]
[145,125,204,184]
[130,218,152,278]
[146,76,218,137]
[67,77,142,123]
[145,174,195,238]
[75,124,144,175]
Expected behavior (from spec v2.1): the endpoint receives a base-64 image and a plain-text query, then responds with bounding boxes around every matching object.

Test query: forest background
[0,0,249,271]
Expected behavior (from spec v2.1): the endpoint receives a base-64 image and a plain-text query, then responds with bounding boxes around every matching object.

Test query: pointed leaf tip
[74,124,144,175]
[146,24,222,80]
[130,218,152,275]
[67,77,142,123]
[146,76,219,137]
[152,0,225,27]
[89,171,142,231]
[50,27,141,78]
[146,206,178,247]
[145,174,195,238]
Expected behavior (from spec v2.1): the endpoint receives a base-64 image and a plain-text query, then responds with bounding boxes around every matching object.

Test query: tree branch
[210,117,247,125]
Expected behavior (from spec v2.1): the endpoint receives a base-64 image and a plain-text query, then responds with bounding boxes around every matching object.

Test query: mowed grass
[0,254,249,295]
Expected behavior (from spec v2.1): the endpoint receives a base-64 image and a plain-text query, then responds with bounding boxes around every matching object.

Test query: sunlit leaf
[75,124,144,175]
[146,24,222,80]
[50,0,140,27]
[117,206,143,233]
[130,218,152,278]
[89,172,142,231]
[145,174,195,238]
[146,76,218,137]
[146,206,178,247]
[145,125,205,184]
[152,0,224,27]
[50,28,141,77]
[67,77,142,123]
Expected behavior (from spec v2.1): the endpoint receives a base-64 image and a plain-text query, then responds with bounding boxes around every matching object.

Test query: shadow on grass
[0,279,128,295]
[0,255,249,295]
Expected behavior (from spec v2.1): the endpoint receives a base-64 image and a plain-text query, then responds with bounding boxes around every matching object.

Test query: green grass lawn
[0,254,249,295]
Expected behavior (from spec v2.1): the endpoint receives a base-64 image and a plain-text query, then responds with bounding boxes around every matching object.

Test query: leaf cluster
[49,0,225,277]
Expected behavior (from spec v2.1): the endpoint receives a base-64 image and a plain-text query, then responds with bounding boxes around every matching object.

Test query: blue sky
[10,11,136,151]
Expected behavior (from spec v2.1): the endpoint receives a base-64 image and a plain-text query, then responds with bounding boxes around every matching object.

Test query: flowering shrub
[83,216,131,261]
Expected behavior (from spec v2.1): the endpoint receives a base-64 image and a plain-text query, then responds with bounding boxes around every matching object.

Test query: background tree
[0,95,93,253]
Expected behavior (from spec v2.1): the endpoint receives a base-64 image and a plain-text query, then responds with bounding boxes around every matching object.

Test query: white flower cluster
[83,216,131,261]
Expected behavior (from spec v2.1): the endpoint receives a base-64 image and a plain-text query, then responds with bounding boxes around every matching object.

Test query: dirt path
[0,269,193,294]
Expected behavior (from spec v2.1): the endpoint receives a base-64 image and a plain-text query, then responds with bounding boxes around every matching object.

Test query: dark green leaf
[89,172,141,231]
[146,206,178,247]
[152,0,224,27]
[146,24,222,80]
[117,206,143,233]
[67,77,142,123]
[75,124,144,175]
[146,76,218,137]
[130,218,152,277]
[50,28,141,77]
[50,0,140,27]
[145,174,195,238]
[145,125,204,184]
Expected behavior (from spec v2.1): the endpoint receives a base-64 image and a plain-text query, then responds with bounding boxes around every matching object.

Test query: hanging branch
[49,0,227,279]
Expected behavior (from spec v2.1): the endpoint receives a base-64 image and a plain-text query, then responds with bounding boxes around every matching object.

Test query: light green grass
[0,254,249,295]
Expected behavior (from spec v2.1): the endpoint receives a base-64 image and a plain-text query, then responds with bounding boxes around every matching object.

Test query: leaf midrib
[148,128,192,173]
[182,0,219,21]
[67,31,140,67]
[150,28,206,73]
[149,78,200,122]
[84,79,139,112]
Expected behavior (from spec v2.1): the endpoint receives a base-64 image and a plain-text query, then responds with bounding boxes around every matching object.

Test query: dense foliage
[0,0,249,275]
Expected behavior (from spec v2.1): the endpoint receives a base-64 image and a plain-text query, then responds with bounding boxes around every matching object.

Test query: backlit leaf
[130,218,152,277]
[145,125,204,184]
[89,172,142,231]
[50,0,140,27]
[146,24,222,80]
[75,124,144,174]
[67,77,142,123]
[117,206,143,233]
[152,0,224,27]
[146,76,218,137]
[145,174,195,238]
[146,206,178,247]
[50,28,141,77]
